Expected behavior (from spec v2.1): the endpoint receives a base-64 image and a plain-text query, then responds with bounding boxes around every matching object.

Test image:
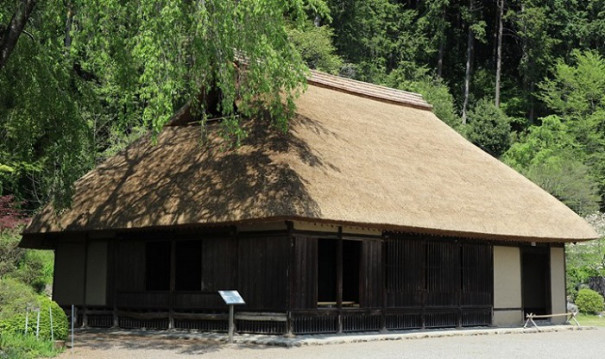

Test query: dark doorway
[343,240,361,305]
[318,239,337,303]
[145,241,171,291]
[317,239,361,307]
[175,240,202,291]
[522,247,550,316]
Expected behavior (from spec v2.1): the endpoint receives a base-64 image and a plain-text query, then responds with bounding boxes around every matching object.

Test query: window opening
[342,240,361,306]
[317,239,337,305]
[175,240,202,291]
[145,241,171,291]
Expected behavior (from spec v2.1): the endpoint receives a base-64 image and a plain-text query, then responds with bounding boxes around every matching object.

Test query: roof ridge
[308,70,433,111]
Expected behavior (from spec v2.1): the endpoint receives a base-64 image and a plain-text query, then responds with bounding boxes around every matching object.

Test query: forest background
[1,0,605,312]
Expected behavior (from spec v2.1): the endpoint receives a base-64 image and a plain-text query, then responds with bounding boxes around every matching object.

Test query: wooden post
[381,236,387,332]
[336,227,343,333]
[169,240,176,329]
[228,305,235,343]
[286,221,295,336]
[82,238,89,328]
[112,241,119,328]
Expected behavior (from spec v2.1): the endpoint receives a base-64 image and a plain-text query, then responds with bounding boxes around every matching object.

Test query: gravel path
[57,328,605,359]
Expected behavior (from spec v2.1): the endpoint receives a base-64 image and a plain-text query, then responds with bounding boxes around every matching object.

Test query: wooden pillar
[336,226,343,333]
[81,237,89,328]
[421,240,426,329]
[458,243,463,328]
[169,240,176,329]
[112,240,119,328]
[286,221,295,336]
[380,235,387,332]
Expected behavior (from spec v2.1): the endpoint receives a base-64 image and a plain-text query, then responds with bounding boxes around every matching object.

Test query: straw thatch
[23,73,597,243]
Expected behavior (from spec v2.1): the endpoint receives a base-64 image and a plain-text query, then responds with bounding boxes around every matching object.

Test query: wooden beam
[336,226,343,333]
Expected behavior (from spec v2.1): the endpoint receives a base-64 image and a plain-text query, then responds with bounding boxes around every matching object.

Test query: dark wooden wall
[291,236,318,309]
[107,230,290,312]
[360,240,383,308]
[99,227,495,334]
[238,233,289,311]
[385,234,493,309]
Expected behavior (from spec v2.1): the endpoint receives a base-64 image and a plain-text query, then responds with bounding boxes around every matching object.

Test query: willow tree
[0,0,318,208]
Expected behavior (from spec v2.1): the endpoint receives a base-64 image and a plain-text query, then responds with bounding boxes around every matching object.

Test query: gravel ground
[57,328,605,359]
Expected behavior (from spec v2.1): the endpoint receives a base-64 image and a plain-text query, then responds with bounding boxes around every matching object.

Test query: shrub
[0,278,37,320]
[12,249,54,294]
[0,230,24,278]
[575,288,605,314]
[0,332,61,359]
[0,281,68,341]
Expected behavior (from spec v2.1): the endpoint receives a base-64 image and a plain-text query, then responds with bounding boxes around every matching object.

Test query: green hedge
[575,288,605,314]
[0,278,68,341]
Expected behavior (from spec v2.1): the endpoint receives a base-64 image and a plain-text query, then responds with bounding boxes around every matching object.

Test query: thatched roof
[23,72,597,243]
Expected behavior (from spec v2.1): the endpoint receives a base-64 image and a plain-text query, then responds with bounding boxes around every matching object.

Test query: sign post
[218,290,245,343]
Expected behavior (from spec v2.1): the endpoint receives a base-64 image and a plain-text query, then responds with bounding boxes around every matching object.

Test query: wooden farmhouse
[21,71,598,335]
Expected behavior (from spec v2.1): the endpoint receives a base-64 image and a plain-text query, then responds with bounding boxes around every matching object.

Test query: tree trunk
[495,0,504,107]
[462,1,475,123]
[437,6,446,78]
[0,0,36,71]
[65,3,73,49]
[437,40,444,77]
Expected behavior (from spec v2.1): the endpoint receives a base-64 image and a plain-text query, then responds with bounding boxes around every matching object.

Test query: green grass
[0,332,62,359]
[576,313,605,327]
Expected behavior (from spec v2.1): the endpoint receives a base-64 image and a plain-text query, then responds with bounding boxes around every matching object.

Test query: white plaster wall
[493,246,523,326]
[550,247,566,324]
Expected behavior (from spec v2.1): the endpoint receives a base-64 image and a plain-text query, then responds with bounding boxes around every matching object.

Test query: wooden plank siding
[291,236,317,309]
[237,233,289,311]
[360,240,383,308]
[95,227,495,334]
[384,233,493,329]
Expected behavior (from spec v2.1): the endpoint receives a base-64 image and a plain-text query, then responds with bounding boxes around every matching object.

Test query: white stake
[36,308,41,340]
[25,307,29,335]
[49,305,54,342]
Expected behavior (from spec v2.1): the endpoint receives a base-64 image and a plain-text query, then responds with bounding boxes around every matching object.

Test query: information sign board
[218,290,245,305]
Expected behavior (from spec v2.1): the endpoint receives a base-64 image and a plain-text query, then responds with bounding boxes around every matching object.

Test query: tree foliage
[466,98,511,157]
[0,0,321,209]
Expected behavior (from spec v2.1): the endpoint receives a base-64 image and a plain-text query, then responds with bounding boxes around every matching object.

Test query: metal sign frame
[218,290,245,342]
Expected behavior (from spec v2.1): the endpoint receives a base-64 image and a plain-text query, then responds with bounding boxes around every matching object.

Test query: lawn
[575,313,605,327]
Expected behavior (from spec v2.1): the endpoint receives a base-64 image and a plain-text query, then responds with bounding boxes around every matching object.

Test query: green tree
[524,156,600,215]
[328,0,424,82]
[466,98,511,157]
[1,0,319,208]
[539,50,605,207]
[513,0,558,122]
[386,68,462,131]
[287,21,343,74]
[503,115,600,214]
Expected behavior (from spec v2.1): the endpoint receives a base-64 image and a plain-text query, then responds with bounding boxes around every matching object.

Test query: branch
[0,0,37,71]
[22,29,34,41]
